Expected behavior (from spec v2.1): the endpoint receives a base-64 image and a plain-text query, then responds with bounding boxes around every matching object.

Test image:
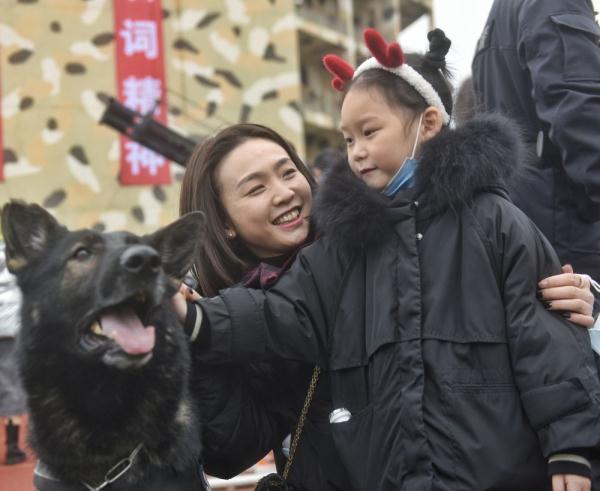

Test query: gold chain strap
[281,365,321,479]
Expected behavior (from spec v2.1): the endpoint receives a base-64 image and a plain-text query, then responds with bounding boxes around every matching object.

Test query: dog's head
[1,200,205,370]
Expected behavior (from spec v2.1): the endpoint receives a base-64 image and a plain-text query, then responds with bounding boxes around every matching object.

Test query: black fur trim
[313,157,397,249]
[314,114,523,248]
[414,113,524,213]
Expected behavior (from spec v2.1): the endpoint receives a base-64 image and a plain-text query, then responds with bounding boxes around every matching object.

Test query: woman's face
[216,138,312,259]
[340,87,420,191]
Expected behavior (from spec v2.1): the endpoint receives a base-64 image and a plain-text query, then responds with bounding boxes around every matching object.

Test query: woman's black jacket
[195,116,600,490]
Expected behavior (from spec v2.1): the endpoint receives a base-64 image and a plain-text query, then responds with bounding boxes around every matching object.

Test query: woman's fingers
[561,313,595,328]
[552,474,591,491]
[539,271,589,290]
[542,297,593,316]
[552,474,565,491]
[539,285,594,308]
[538,269,594,327]
[179,283,202,301]
[171,291,188,323]
[561,264,574,275]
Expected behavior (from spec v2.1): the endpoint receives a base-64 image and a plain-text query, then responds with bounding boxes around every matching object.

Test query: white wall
[431,0,493,87]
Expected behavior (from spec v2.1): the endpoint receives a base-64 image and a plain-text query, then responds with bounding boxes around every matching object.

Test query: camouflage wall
[0,0,303,233]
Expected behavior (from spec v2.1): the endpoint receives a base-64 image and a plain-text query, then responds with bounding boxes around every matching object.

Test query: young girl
[186,29,600,491]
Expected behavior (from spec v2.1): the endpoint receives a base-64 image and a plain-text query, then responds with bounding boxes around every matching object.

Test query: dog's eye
[72,247,92,261]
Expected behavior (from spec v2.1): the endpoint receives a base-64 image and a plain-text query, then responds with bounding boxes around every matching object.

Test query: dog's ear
[145,211,206,280]
[1,200,65,274]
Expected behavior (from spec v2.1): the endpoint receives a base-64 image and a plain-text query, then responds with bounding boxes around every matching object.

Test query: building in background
[298,0,432,161]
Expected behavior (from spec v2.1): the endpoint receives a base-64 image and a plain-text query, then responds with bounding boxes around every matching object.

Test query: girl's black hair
[348,29,453,127]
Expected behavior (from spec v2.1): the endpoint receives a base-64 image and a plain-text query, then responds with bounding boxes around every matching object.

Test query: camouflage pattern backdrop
[0,0,303,233]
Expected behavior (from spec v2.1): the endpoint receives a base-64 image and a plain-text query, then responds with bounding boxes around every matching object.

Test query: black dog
[1,201,208,491]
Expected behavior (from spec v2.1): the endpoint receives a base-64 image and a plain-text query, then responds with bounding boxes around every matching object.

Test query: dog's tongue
[100,307,155,355]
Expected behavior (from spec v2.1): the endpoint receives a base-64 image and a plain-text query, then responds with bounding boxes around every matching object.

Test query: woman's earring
[226,230,235,239]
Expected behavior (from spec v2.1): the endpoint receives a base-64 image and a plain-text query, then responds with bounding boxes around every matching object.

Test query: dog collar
[33,443,144,491]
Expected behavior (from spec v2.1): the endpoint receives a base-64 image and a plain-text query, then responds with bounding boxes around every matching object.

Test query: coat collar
[313,114,524,249]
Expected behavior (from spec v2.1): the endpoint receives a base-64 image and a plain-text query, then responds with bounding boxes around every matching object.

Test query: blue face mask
[382,113,423,198]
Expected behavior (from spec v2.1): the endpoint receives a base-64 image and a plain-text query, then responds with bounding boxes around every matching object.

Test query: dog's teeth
[90,321,103,336]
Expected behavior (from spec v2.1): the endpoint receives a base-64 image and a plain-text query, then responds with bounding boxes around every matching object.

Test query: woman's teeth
[273,208,300,225]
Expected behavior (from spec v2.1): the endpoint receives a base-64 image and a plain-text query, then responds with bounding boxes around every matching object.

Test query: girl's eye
[344,137,353,146]
[364,128,377,136]
[73,247,92,261]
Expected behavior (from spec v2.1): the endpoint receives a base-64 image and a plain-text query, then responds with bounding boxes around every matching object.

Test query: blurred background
[6,0,597,234]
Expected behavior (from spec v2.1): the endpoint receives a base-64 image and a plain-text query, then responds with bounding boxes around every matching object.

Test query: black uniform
[472,0,600,278]
[194,116,600,490]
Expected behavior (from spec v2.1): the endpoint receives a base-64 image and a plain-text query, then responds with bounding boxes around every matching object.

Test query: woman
[179,123,351,490]
[178,29,600,491]
[175,121,595,490]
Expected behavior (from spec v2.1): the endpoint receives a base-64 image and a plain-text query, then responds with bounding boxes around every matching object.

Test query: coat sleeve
[194,363,290,478]
[194,239,347,366]
[494,201,600,456]
[518,0,600,213]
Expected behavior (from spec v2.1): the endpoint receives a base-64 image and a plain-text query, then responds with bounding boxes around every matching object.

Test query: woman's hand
[171,284,202,323]
[552,474,590,491]
[538,264,595,328]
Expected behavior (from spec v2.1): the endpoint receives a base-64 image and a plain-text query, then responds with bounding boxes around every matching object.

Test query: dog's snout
[120,245,161,275]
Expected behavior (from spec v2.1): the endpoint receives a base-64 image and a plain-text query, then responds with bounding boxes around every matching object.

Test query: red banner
[0,63,4,182]
[114,0,170,185]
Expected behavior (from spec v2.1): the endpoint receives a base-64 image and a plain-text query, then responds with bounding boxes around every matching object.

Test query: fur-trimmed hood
[313,114,525,248]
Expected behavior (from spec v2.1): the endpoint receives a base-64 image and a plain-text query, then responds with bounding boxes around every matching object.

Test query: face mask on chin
[382,113,423,198]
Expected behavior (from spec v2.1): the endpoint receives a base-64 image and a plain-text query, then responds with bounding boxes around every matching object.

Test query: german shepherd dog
[1,201,208,491]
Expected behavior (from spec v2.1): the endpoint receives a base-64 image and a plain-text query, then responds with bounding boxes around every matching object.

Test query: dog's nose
[120,245,161,275]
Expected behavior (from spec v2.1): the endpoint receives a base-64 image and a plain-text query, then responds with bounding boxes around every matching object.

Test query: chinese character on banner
[114,0,170,185]
[124,141,166,176]
[120,20,159,59]
[123,76,162,115]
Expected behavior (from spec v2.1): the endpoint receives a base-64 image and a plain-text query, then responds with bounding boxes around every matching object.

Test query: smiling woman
[180,124,316,297]
[216,138,312,260]
[178,124,353,491]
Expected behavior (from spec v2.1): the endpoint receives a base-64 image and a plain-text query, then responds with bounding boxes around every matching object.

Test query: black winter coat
[196,263,351,490]
[472,0,600,278]
[196,116,600,490]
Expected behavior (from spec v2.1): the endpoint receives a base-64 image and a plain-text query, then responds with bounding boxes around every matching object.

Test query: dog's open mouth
[83,291,157,368]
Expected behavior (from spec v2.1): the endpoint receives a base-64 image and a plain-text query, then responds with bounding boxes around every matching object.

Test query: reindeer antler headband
[323,28,451,125]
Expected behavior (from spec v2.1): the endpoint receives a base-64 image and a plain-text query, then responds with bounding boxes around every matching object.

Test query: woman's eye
[364,128,377,136]
[283,169,297,179]
[73,247,92,261]
[247,185,265,196]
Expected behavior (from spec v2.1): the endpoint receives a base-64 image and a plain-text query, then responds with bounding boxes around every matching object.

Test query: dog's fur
[1,201,206,489]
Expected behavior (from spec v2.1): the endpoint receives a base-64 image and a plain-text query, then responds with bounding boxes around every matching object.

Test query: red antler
[322,54,355,92]
[363,28,404,68]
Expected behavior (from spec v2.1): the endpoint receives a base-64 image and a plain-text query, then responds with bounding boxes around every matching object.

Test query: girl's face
[340,87,421,191]
[216,138,312,259]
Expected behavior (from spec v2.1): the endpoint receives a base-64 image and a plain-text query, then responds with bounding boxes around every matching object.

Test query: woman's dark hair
[180,123,316,296]
[347,29,453,128]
